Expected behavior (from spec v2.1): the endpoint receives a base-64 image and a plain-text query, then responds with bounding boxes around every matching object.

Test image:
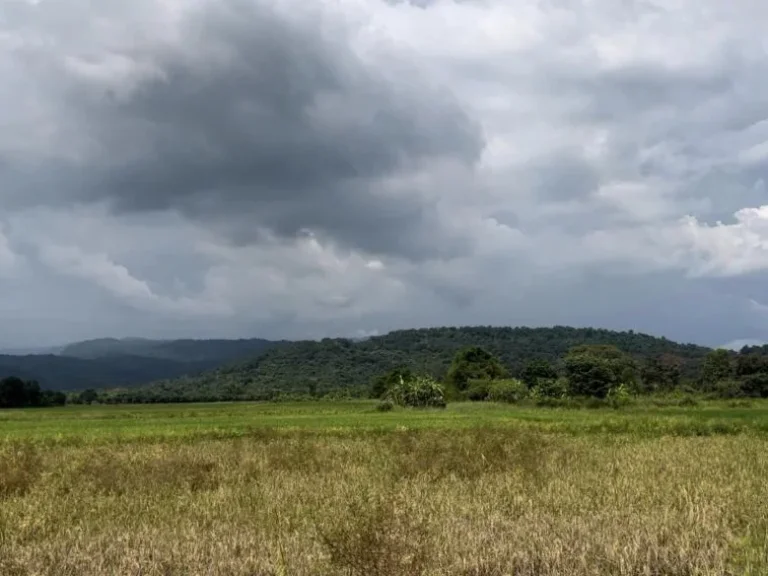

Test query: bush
[676,395,700,408]
[710,379,745,399]
[606,383,633,409]
[531,377,569,399]
[371,368,414,399]
[466,380,491,401]
[649,394,700,408]
[487,379,527,403]
[741,373,768,398]
[585,397,608,409]
[376,399,395,412]
[387,375,446,409]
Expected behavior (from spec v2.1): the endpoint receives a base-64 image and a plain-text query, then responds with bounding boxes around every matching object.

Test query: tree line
[0,377,67,408]
[4,328,768,407]
[373,343,768,406]
[71,343,768,406]
[91,326,712,403]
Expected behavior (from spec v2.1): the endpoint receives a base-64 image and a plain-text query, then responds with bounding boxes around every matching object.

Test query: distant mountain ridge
[60,337,282,363]
[0,354,219,392]
[116,326,715,402]
[0,337,285,391]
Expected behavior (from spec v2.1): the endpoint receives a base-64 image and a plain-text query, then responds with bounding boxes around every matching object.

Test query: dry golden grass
[2,425,768,575]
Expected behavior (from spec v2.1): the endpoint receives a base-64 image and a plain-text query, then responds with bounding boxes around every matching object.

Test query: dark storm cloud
[13,0,484,260]
[5,0,768,350]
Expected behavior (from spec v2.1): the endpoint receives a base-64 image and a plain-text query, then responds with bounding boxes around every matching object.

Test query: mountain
[60,337,282,363]
[0,345,64,356]
[0,354,219,391]
[1,337,285,391]
[113,326,713,402]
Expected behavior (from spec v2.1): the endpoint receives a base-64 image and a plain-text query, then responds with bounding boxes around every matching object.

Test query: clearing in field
[2,401,768,575]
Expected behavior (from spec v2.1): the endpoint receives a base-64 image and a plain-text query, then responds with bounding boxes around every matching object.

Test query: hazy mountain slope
[60,337,283,363]
[0,354,219,391]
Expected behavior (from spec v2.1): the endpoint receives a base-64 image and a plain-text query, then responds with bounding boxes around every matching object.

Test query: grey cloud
[517,152,601,203]
[5,0,768,350]
[3,0,483,261]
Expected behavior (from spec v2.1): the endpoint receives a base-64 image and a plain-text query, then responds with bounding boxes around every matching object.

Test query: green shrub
[532,396,574,408]
[710,379,745,399]
[606,383,633,409]
[584,397,608,409]
[487,379,527,403]
[376,399,395,412]
[387,375,446,409]
[677,395,700,408]
[741,373,768,398]
[371,368,415,399]
[466,380,491,401]
[531,377,569,399]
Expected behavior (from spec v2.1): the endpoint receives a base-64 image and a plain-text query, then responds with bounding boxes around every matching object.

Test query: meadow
[3,401,768,575]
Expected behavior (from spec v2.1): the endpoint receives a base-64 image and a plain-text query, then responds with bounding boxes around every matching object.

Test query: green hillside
[111,326,712,402]
[60,337,283,363]
[1,338,285,391]
[0,354,219,392]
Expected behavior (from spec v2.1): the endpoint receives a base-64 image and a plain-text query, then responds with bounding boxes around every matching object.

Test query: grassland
[3,401,768,575]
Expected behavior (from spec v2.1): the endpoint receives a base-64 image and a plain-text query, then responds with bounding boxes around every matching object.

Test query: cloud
[3,0,768,348]
[2,0,483,261]
[0,227,21,277]
[720,338,767,351]
[37,243,229,316]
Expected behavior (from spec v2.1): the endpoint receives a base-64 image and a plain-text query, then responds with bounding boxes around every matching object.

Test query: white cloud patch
[37,243,229,316]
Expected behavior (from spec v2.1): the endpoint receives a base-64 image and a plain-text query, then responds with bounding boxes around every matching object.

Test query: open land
[3,401,768,575]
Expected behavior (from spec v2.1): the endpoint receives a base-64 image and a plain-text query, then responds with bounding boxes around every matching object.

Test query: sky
[2,0,768,349]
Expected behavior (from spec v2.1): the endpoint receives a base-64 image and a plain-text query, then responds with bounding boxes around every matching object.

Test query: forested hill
[60,337,283,363]
[121,326,712,401]
[0,338,286,391]
[0,354,219,392]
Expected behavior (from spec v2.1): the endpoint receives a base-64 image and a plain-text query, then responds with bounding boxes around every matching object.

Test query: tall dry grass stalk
[1,429,767,575]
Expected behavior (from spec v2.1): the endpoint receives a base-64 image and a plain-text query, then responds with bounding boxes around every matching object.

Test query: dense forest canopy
[98,326,718,403]
[3,326,767,406]
[60,337,282,362]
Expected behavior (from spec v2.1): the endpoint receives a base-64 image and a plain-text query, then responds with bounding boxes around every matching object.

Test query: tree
[533,377,569,399]
[564,345,636,398]
[0,376,26,408]
[23,380,42,407]
[735,353,767,378]
[520,359,557,388]
[78,389,99,405]
[699,349,733,389]
[0,376,68,408]
[639,354,682,392]
[41,390,67,407]
[446,347,507,391]
[742,373,768,398]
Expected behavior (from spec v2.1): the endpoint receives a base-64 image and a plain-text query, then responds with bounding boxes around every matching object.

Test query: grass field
[3,401,768,574]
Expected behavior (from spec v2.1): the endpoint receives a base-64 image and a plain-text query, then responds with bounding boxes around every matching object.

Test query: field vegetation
[5,327,768,574]
[3,401,768,575]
